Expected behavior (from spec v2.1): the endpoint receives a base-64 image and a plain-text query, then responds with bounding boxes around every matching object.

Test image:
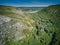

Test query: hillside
[30,5,60,45]
[0,5,35,45]
[0,5,60,45]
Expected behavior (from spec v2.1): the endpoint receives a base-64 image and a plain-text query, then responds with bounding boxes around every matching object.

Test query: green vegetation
[30,5,60,45]
[0,5,60,45]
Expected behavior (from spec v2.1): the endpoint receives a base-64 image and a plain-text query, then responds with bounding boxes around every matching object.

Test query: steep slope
[0,6,35,45]
[30,5,60,45]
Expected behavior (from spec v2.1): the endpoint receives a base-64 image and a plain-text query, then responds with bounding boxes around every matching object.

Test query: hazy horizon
[0,0,60,7]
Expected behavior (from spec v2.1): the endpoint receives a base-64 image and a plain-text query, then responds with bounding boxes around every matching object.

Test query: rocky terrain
[0,5,60,45]
[0,6,35,45]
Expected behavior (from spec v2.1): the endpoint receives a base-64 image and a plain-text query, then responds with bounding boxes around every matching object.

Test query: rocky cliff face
[0,6,35,45]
